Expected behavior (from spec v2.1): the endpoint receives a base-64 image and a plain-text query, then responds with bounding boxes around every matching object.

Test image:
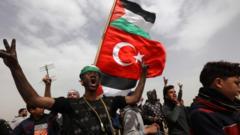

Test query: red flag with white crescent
[96,26,166,80]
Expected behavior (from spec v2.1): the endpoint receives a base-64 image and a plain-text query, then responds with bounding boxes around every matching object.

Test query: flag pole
[94,0,118,65]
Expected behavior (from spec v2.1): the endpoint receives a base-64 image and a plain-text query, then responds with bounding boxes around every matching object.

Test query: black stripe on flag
[121,0,156,24]
[101,72,137,90]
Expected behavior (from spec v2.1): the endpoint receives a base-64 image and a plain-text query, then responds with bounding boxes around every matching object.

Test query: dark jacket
[13,113,59,135]
[50,96,127,135]
[142,100,161,124]
[163,100,190,135]
[190,87,240,135]
[0,119,13,135]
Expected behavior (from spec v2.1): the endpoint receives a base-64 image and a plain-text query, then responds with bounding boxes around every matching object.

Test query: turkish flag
[96,26,166,80]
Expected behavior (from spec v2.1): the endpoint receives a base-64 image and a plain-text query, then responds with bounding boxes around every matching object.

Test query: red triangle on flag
[96,84,103,97]
[111,0,125,21]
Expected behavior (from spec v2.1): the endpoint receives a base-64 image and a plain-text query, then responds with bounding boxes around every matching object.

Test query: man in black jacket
[142,89,166,134]
[190,61,240,135]
[0,39,148,135]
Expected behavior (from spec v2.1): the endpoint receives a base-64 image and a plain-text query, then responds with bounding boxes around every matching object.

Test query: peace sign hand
[177,82,183,90]
[163,76,168,86]
[0,39,19,68]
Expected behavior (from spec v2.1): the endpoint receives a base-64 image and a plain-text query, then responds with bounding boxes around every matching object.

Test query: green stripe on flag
[122,9,153,33]
[110,18,150,39]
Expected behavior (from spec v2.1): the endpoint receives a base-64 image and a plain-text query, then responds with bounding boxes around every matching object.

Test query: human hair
[67,89,80,98]
[147,89,157,100]
[147,90,152,99]
[18,108,26,115]
[200,61,240,87]
[163,85,174,100]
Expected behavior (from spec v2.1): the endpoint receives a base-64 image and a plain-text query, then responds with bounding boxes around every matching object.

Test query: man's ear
[213,77,223,89]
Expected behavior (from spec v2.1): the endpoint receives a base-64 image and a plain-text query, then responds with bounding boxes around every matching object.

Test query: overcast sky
[1,0,240,120]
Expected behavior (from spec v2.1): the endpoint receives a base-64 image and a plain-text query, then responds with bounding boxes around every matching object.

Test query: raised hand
[43,74,52,97]
[125,61,148,105]
[177,82,183,102]
[163,76,168,86]
[0,39,55,108]
[0,39,18,68]
[141,62,149,74]
[42,75,52,86]
[177,82,183,90]
[144,123,160,134]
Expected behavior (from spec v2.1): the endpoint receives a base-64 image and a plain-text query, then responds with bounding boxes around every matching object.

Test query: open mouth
[89,78,97,87]
[91,79,96,84]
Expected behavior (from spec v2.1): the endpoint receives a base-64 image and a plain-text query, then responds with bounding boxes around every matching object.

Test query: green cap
[79,65,101,78]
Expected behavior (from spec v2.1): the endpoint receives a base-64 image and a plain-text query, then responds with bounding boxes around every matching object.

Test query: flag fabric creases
[95,0,166,91]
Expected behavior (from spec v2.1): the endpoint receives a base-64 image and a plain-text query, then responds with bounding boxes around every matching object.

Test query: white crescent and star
[112,42,144,66]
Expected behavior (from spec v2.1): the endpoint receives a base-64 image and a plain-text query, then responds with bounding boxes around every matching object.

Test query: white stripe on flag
[103,86,131,96]
[122,8,153,32]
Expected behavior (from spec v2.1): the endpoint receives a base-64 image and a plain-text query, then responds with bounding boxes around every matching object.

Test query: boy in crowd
[190,61,240,135]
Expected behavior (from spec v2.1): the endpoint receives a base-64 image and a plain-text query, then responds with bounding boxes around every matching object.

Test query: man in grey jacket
[122,92,159,135]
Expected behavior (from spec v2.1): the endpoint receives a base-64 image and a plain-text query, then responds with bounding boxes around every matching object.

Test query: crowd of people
[0,39,240,135]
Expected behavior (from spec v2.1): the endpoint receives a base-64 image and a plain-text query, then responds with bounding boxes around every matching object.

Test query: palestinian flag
[110,0,156,39]
[95,0,166,90]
